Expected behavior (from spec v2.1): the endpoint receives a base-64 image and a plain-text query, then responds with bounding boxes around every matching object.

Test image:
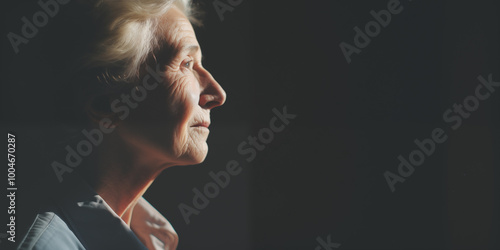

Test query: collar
[53,175,178,250]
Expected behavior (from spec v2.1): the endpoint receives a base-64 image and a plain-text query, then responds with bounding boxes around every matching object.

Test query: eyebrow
[155,44,203,65]
[179,45,202,60]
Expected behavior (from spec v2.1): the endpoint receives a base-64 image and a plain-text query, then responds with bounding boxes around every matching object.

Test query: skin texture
[85,6,226,225]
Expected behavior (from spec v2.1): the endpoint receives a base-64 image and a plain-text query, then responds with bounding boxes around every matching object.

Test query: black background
[1,0,500,249]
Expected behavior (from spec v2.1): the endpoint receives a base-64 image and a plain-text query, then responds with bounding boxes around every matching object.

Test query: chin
[186,153,207,165]
[180,146,208,165]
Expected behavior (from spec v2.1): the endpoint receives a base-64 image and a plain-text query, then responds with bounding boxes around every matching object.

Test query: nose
[198,68,226,109]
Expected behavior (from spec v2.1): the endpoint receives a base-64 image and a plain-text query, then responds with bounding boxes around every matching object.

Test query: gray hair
[83,0,198,83]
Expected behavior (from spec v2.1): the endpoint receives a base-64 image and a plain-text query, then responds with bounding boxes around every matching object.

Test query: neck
[81,129,173,225]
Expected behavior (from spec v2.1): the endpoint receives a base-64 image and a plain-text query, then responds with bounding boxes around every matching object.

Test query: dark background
[2,0,500,249]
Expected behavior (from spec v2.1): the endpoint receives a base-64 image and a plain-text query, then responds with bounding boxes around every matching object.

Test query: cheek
[166,76,199,125]
[164,75,200,151]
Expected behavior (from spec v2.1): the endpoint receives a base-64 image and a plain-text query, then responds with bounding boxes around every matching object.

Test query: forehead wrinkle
[171,38,202,64]
[165,21,199,55]
[157,6,201,64]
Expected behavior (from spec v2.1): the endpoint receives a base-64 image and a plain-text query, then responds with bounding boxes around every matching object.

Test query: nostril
[205,100,220,109]
[199,84,226,109]
[199,93,224,109]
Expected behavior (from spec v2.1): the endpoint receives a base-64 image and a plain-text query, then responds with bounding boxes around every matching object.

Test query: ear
[84,92,121,129]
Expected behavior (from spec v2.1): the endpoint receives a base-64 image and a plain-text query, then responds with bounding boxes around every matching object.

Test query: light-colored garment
[17,176,178,250]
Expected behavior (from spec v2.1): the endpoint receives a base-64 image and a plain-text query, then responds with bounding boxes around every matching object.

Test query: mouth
[192,121,210,128]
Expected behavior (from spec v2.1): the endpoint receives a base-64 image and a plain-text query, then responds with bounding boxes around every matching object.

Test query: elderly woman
[18,0,226,249]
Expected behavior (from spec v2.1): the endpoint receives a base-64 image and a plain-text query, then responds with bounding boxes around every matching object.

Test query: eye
[182,59,193,69]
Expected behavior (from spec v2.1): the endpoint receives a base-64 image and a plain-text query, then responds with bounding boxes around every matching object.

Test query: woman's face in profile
[118,6,226,167]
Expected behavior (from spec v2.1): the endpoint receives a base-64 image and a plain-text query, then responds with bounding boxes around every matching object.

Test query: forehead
[159,6,199,52]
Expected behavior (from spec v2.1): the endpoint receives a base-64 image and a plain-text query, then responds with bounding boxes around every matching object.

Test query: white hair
[83,0,197,83]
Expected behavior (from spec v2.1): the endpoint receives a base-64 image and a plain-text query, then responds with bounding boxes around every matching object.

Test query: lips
[192,121,210,128]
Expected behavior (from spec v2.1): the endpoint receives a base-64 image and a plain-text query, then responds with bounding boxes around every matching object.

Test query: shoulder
[17,212,85,250]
